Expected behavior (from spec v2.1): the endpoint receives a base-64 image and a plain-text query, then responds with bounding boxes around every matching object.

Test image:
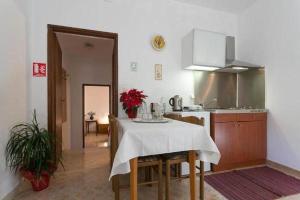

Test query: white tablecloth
[109,118,220,179]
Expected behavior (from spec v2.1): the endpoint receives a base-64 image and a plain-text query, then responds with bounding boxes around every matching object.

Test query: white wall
[84,86,110,124]
[237,0,300,170]
[28,0,237,125]
[64,53,112,149]
[0,0,28,198]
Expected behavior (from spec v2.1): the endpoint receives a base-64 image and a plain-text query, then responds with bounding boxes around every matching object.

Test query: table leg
[96,122,98,135]
[200,161,204,200]
[130,158,138,200]
[189,151,196,200]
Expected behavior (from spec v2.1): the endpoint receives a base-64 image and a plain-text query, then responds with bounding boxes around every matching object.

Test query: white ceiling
[56,32,114,60]
[175,0,257,14]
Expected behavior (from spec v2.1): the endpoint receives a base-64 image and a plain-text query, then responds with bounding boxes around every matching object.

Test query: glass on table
[137,102,153,120]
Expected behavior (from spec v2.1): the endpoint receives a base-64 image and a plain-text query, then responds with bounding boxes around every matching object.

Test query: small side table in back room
[85,120,98,135]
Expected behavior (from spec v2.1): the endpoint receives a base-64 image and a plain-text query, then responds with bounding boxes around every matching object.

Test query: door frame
[82,84,111,148]
[48,25,118,157]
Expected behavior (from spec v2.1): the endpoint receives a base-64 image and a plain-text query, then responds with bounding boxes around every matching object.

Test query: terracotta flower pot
[20,169,50,191]
[30,172,50,191]
[127,109,138,119]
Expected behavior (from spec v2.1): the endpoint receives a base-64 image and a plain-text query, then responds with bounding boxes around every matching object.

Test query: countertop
[206,108,267,114]
[170,108,268,114]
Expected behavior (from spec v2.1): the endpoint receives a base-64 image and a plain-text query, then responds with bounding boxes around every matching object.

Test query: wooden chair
[163,113,183,178]
[164,113,182,120]
[181,116,204,126]
[109,115,163,200]
[162,115,205,200]
[181,116,205,200]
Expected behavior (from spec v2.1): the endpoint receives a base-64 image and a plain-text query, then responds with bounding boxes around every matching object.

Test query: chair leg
[158,160,163,200]
[150,167,154,186]
[145,167,150,184]
[189,151,196,200]
[200,161,204,200]
[145,166,153,187]
[177,164,182,178]
[113,175,120,200]
[166,160,171,200]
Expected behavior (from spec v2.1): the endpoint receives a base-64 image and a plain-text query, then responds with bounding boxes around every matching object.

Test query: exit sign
[33,62,46,77]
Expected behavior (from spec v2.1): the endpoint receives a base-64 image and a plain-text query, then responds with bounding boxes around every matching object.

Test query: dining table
[110,118,220,200]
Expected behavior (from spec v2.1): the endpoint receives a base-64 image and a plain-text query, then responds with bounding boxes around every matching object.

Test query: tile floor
[10,136,300,200]
[85,133,108,148]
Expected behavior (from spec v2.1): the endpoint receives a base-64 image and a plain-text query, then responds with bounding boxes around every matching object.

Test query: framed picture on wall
[155,64,162,80]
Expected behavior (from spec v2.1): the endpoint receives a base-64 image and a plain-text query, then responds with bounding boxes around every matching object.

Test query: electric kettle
[169,95,183,111]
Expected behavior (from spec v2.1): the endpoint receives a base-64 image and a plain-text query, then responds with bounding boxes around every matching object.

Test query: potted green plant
[5,110,60,191]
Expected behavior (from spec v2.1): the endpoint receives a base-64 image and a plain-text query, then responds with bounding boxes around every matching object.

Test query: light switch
[130,62,138,72]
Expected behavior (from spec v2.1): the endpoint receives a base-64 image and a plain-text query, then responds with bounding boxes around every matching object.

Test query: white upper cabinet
[182,29,226,71]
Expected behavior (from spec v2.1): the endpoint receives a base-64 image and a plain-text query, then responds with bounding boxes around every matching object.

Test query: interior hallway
[10,143,300,200]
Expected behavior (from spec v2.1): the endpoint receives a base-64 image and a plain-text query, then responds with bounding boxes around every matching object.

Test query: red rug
[205,166,300,200]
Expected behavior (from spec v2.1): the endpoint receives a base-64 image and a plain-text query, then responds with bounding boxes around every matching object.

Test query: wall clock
[151,35,166,51]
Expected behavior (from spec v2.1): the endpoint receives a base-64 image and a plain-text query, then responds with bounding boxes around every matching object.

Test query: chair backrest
[164,113,182,120]
[181,116,205,126]
[108,114,118,169]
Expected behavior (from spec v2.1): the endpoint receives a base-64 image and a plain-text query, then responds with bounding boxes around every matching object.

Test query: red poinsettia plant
[120,89,147,118]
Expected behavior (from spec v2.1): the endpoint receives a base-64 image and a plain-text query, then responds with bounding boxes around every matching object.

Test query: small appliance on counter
[169,95,183,111]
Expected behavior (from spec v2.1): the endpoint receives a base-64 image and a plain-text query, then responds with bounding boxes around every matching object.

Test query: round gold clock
[151,35,166,51]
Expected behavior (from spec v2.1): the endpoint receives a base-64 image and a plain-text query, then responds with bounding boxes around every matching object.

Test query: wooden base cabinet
[211,113,267,172]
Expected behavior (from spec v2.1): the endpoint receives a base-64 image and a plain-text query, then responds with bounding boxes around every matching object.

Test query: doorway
[48,25,118,162]
[83,85,110,148]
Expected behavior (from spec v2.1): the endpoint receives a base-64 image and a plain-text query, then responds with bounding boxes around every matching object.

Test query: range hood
[182,29,226,71]
[225,36,261,69]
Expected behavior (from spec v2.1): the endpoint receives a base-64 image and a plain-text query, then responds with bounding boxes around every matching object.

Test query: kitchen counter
[171,109,267,114]
[206,108,267,114]
[168,109,268,173]
[211,112,267,171]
